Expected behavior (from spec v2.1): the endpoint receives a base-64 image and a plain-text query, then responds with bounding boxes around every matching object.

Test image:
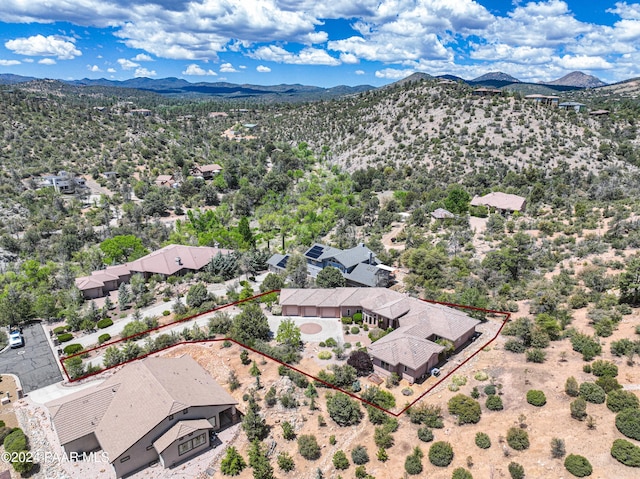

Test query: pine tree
[242,398,268,441]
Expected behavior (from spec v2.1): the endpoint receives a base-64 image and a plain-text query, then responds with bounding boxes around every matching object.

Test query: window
[404,366,408,372]
[120,456,130,463]
[178,433,207,456]
[209,416,217,427]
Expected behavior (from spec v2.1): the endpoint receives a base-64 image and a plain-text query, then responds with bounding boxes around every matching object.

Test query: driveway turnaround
[0,323,63,393]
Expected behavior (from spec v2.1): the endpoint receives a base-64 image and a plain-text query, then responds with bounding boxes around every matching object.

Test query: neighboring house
[589,109,610,116]
[524,94,559,106]
[279,288,480,383]
[47,356,239,478]
[190,164,222,179]
[267,243,392,287]
[470,192,526,213]
[431,208,455,220]
[558,101,586,112]
[130,108,152,116]
[473,88,502,97]
[38,171,87,194]
[155,175,176,188]
[75,244,231,299]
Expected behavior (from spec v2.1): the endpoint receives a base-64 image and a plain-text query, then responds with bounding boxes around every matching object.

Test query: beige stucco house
[47,356,239,478]
[279,288,480,383]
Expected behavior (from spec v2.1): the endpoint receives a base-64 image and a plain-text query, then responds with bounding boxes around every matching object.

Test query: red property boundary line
[61,291,511,417]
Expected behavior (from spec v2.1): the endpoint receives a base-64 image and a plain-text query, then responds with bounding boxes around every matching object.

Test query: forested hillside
[1,77,640,332]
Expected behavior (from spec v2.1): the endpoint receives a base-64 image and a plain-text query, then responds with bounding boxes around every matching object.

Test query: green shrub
[417,427,434,442]
[0,427,13,443]
[97,318,113,329]
[565,376,580,397]
[607,390,640,412]
[63,343,84,355]
[57,333,73,343]
[353,312,363,324]
[448,394,481,424]
[351,445,369,465]
[3,428,28,453]
[318,351,332,360]
[590,359,618,377]
[504,338,526,353]
[405,452,423,475]
[526,348,547,363]
[281,421,295,440]
[571,397,588,420]
[277,452,295,472]
[332,450,349,470]
[579,382,606,404]
[616,408,640,441]
[611,438,640,467]
[564,454,592,477]
[570,332,601,361]
[508,462,525,479]
[474,371,489,381]
[484,384,497,395]
[429,441,453,467]
[475,432,491,449]
[341,317,353,324]
[506,427,529,451]
[53,326,67,334]
[325,337,338,347]
[350,326,360,334]
[298,434,321,460]
[220,446,246,476]
[486,395,503,411]
[98,333,111,344]
[452,467,473,479]
[595,375,622,393]
[526,390,547,407]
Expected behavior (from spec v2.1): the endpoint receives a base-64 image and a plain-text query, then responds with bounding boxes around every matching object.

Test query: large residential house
[267,243,393,288]
[75,244,232,299]
[38,171,87,194]
[190,164,222,179]
[46,356,239,478]
[279,288,480,384]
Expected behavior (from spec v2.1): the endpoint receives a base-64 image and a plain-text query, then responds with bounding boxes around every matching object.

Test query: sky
[0,0,639,87]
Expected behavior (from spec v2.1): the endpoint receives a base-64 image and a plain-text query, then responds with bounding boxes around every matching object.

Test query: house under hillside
[267,243,393,288]
[279,288,479,383]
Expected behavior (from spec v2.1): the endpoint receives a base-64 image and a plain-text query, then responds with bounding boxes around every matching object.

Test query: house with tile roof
[279,288,480,383]
[46,356,239,478]
[267,243,392,288]
[75,244,232,299]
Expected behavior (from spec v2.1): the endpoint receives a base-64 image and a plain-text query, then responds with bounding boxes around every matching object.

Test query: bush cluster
[417,427,434,442]
[63,343,83,355]
[97,318,113,329]
[579,382,606,404]
[526,389,547,407]
[486,395,504,411]
[564,454,592,477]
[448,394,482,425]
[429,441,454,467]
[616,408,640,441]
[475,432,491,449]
[611,438,640,467]
[506,427,529,451]
[607,389,640,413]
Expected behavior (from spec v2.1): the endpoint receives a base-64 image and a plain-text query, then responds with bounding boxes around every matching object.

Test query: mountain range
[0,70,615,101]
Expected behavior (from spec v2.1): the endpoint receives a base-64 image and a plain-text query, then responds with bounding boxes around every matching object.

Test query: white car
[9,330,23,348]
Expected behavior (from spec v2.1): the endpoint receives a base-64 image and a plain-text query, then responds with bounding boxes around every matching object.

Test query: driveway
[0,323,63,393]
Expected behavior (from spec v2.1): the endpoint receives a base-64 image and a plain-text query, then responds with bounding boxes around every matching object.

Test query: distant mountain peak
[544,71,606,88]
[472,72,521,83]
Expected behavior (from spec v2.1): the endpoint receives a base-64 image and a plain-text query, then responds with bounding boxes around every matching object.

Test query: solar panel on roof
[276,256,289,268]
[306,245,324,259]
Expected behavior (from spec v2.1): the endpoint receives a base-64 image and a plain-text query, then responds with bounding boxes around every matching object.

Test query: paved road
[0,323,63,393]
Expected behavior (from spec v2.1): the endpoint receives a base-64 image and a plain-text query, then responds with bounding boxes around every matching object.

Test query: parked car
[430,367,441,377]
[9,330,23,348]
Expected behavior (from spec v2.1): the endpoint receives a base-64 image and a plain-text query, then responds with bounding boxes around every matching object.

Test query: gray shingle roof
[368,327,445,369]
[153,419,213,454]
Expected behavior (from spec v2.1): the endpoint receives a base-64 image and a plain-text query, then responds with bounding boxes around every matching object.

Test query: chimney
[369,252,374,265]
[175,256,182,266]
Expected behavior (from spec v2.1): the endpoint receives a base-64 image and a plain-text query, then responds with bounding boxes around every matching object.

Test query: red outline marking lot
[61,291,510,417]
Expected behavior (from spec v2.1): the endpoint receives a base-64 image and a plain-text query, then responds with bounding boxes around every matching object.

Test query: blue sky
[0,1,639,87]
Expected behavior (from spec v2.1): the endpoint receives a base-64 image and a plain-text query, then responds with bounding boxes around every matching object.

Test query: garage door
[320,307,338,318]
[303,306,317,317]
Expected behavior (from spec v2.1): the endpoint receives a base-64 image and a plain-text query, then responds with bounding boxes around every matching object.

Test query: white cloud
[556,54,613,70]
[88,64,102,72]
[470,43,554,64]
[5,34,81,59]
[375,68,415,79]
[607,2,640,19]
[220,62,239,72]
[355,69,365,75]
[22,58,33,63]
[182,63,217,75]
[132,53,153,61]
[0,59,21,66]
[256,65,271,72]
[340,53,359,64]
[117,58,139,69]
[251,45,340,65]
[107,67,116,73]
[134,67,156,77]
[38,58,56,65]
